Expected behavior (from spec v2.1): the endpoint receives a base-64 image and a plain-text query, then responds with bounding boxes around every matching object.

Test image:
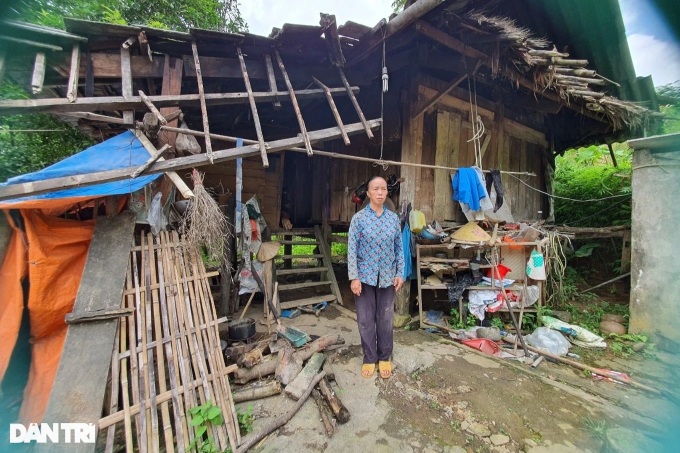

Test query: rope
[373,29,389,171]
[505,173,631,202]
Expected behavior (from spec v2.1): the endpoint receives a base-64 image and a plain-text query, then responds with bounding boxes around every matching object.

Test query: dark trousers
[355,283,395,363]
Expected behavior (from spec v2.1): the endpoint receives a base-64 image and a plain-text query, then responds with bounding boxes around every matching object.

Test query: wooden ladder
[274,226,343,309]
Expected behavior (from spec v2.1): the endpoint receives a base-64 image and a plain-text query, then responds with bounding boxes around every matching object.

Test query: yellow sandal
[378,361,392,379]
[361,363,376,379]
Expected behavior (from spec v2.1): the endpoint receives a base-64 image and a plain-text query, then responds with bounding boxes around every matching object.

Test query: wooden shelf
[416,242,543,329]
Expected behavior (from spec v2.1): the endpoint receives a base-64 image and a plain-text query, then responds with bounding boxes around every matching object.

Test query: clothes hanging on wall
[452,167,486,211]
[485,169,504,213]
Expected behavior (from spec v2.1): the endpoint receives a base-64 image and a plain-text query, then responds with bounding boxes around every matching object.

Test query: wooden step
[279,280,332,291]
[272,228,316,235]
[277,267,328,276]
[277,240,320,245]
[278,254,324,259]
[280,295,337,310]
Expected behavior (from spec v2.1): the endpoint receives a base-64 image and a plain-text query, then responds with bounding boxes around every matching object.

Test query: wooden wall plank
[43,213,136,453]
[419,111,437,220]
[434,110,460,221]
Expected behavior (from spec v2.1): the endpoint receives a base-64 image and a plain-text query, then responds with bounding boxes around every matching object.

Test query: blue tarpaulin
[0,131,160,205]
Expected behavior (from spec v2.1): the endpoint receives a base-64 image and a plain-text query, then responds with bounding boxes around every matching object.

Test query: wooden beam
[66,43,80,102]
[274,50,313,155]
[132,129,194,199]
[0,87,360,115]
[412,62,480,120]
[238,47,268,167]
[264,54,281,109]
[120,40,134,125]
[131,144,171,178]
[0,120,380,201]
[42,214,136,453]
[313,77,350,145]
[31,52,46,94]
[61,111,131,124]
[320,13,346,67]
[191,40,214,163]
[138,90,167,125]
[337,66,373,138]
[0,35,62,52]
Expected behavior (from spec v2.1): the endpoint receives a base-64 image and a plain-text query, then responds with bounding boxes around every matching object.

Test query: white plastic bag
[541,315,607,349]
[525,327,571,356]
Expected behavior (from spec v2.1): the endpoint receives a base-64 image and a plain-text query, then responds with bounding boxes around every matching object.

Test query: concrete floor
[231,301,680,453]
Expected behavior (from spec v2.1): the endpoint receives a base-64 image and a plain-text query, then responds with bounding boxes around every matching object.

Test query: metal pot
[228,318,256,341]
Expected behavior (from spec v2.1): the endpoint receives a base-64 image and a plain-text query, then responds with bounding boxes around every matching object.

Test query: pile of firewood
[226,334,350,452]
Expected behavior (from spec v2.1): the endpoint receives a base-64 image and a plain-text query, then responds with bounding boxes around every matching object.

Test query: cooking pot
[228,318,256,341]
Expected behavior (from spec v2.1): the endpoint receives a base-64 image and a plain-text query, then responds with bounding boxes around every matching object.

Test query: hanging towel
[452,167,487,211]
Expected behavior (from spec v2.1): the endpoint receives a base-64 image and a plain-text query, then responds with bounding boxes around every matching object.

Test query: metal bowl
[228,318,256,341]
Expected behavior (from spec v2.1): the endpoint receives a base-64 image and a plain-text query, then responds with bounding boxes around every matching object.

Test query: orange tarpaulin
[0,207,94,423]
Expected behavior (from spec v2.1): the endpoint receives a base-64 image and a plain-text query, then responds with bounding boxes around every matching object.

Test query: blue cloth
[0,131,160,204]
[401,224,412,280]
[452,167,486,211]
[348,205,405,288]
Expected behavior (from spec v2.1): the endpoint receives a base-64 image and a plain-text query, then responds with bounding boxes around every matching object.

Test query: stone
[523,438,538,448]
[632,342,646,352]
[443,447,467,453]
[477,327,502,341]
[461,421,470,431]
[490,434,510,446]
[602,313,626,324]
[466,422,491,438]
[600,320,626,336]
[457,385,472,393]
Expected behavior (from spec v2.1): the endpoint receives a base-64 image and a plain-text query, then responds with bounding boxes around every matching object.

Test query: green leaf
[574,243,600,257]
[190,414,205,426]
[207,405,222,420]
[196,425,207,438]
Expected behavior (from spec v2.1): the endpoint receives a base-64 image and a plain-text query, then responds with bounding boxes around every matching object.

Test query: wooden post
[237,47,269,167]
[138,90,168,125]
[274,50,313,155]
[191,40,214,163]
[31,52,46,94]
[120,39,135,125]
[66,43,80,102]
[264,54,281,109]
[158,56,184,149]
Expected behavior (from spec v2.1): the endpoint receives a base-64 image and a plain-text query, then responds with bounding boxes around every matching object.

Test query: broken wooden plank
[158,56,184,148]
[43,214,136,453]
[264,54,281,109]
[66,43,80,102]
[191,40,214,164]
[65,307,134,325]
[138,31,152,61]
[274,50,313,156]
[0,86,360,115]
[285,352,326,400]
[131,143,171,178]
[412,63,480,120]
[61,111,131,124]
[337,66,373,138]
[313,77,350,145]
[138,90,168,125]
[0,120,380,201]
[31,52,46,94]
[238,47,268,167]
[320,13,346,67]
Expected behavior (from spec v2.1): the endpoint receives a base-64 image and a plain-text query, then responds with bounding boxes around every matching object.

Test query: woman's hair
[366,175,386,188]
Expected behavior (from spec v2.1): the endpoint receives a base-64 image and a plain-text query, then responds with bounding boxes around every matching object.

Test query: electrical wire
[373,29,389,171]
[505,173,631,202]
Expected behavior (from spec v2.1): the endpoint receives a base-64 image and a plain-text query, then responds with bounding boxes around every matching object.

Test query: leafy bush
[554,144,632,227]
[0,83,93,182]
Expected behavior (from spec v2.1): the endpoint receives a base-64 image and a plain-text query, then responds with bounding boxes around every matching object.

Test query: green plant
[237,405,255,435]
[607,333,655,358]
[490,317,504,330]
[521,314,537,332]
[583,417,608,442]
[188,401,225,453]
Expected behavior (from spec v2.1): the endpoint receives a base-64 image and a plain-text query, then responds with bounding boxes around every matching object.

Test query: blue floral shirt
[348,205,405,288]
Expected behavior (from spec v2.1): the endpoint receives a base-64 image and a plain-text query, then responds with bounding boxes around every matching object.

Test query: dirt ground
[230,262,679,453]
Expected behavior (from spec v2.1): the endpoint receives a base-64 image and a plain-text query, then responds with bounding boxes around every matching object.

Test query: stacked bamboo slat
[98,231,239,452]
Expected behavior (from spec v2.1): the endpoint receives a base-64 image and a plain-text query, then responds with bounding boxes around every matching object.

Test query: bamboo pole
[104,313,121,453]
[237,47,269,167]
[142,234,160,452]
[132,239,149,453]
[191,40,214,163]
[274,50,313,155]
[119,265,135,452]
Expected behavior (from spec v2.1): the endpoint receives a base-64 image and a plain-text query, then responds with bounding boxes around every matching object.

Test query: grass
[583,417,608,442]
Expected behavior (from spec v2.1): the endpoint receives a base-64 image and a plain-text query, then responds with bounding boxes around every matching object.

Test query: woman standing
[348,176,404,379]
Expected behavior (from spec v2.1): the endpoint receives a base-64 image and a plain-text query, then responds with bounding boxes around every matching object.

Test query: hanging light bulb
[382,66,389,93]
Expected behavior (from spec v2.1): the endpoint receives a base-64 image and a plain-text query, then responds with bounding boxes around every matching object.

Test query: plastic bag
[148,192,168,236]
[409,209,426,233]
[526,249,546,280]
[525,327,571,356]
[541,315,607,349]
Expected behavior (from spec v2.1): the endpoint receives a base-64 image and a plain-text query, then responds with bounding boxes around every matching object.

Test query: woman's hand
[350,279,362,296]
[393,277,404,291]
